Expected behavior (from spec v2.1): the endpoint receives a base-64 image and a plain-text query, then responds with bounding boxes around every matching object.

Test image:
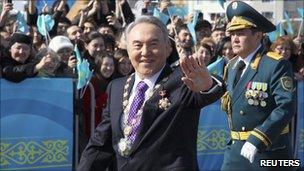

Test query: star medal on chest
[158,90,171,110]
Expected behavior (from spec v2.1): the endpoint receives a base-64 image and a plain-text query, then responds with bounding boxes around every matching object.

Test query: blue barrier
[296,81,304,168]
[0,78,74,171]
[198,100,229,170]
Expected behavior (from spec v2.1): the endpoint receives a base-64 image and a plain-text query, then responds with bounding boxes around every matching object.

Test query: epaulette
[266,52,282,60]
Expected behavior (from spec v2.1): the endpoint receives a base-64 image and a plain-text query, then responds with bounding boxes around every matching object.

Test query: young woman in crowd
[195,42,213,66]
[214,36,235,62]
[113,48,133,78]
[82,32,110,139]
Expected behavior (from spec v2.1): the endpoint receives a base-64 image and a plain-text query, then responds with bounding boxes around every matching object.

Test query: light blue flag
[16,12,29,34]
[36,0,75,12]
[167,6,188,17]
[74,46,92,89]
[267,23,285,42]
[187,23,197,45]
[37,14,55,36]
[297,8,304,18]
[187,11,199,45]
[218,0,226,9]
[278,22,285,36]
[153,8,170,25]
[207,57,226,77]
[74,44,82,62]
[192,10,199,27]
[284,11,294,35]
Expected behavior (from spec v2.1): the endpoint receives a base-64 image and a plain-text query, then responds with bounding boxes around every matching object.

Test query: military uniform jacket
[224,49,296,153]
[78,65,225,171]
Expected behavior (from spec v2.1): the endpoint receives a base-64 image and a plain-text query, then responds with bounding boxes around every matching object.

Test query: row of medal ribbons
[245,81,268,107]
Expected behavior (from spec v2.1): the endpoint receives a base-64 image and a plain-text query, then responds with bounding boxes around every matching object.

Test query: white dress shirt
[236,44,261,77]
[127,64,165,111]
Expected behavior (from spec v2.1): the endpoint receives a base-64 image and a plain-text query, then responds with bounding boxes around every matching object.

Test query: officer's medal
[245,81,268,107]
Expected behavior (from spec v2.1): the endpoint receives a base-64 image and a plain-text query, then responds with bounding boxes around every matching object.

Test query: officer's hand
[240,142,258,163]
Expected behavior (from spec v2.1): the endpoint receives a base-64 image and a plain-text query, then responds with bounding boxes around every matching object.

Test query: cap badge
[232,2,238,10]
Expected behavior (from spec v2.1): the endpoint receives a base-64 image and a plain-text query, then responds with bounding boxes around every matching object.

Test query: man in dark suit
[221,1,296,170]
[77,16,225,170]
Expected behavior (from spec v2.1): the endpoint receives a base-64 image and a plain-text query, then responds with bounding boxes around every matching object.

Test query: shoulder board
[266,52,282,60]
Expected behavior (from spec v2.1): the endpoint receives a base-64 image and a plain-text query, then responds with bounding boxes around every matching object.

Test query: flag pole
[298,18,303,38]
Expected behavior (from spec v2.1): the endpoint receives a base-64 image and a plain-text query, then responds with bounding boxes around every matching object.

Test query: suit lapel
[116,75,135,138]
[130,65,173,154]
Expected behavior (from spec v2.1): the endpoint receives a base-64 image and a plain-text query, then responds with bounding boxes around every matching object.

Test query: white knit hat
[49,36,74,53]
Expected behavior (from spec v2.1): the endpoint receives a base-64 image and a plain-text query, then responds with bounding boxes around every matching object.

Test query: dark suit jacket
[78,65,225,171]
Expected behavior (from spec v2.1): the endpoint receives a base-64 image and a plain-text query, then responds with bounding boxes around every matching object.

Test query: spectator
[214,36,235,62]
[175,24,194,57]
[98,23,115,38]
[0,30,10,48]
[56,17,72,36]
[270,36,304,80]
[195,42,213,66]
[35,48,61,77]
[66,25,83,44]
[134,0,153,18]
[95,54,115,82]
[103,34,116,55]
[200,37,216,63]
[113,48,134,78]
[211,27,225,45]
[83,19,96,37]
[1,33,49,82]
[195,19,212,41]
[48,35,77,78]
[29,26,46,56]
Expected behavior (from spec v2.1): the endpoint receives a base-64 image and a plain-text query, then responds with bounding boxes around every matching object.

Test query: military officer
[221,1,296,170]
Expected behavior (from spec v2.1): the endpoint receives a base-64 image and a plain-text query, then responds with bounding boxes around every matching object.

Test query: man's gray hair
[124,16,170,43]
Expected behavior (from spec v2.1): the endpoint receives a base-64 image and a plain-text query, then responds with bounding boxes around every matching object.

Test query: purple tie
[127,81,149,143]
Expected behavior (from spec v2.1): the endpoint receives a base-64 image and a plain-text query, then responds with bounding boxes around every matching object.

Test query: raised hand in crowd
[85,0,102,19]
[106,12,122,29]
[54,0,67,13]
[28,0,36,14]
[78,10,88,28]
[168,15,183,37]
[159,0,171,13]
[34,53,56,73]
[67,55,77,69]
[0,1,13,27]
[42,3,50,14]
[117,0,127,6]
[143,0,152,9]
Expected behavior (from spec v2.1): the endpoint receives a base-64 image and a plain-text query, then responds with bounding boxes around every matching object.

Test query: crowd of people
[0,0,303,170]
